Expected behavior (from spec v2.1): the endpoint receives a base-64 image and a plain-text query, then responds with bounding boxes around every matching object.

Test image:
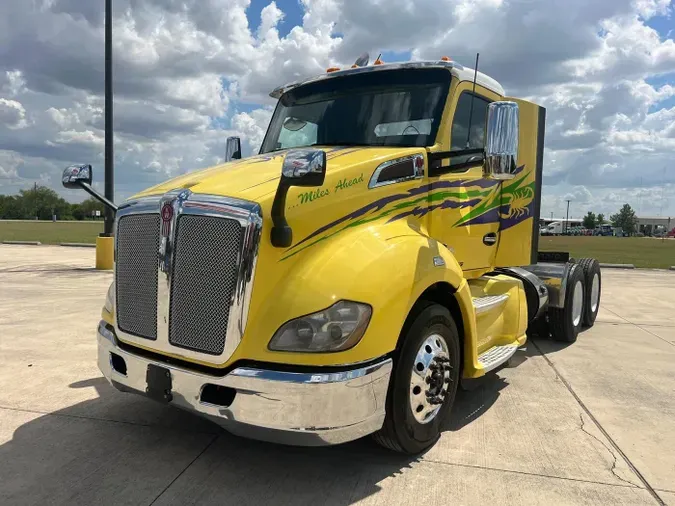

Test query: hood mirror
[225,136,242,162]
[281,149,326,186]
[271,149,327,248]
[483,101,519,180]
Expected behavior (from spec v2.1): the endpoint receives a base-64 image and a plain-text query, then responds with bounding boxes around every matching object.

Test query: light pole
[103,0,114,237]
[565,199,571,234]
[93,0,116,270]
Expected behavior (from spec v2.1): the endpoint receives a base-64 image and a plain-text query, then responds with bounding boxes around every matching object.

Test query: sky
[0,0,674,220]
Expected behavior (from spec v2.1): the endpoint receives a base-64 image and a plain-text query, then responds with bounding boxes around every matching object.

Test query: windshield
[259,69,451,154]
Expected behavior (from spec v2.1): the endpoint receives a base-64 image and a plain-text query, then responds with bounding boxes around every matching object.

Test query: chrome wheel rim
[409,333,451,424]
[572,280,584,327]
[590,273,600,313]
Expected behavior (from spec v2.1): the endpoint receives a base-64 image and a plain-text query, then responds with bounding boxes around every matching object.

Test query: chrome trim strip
[157,189,191,344]
[368,154,424,189]
[229,359,392,384]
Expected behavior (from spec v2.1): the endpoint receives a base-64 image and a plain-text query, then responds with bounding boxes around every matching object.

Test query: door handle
[483,232,497,246]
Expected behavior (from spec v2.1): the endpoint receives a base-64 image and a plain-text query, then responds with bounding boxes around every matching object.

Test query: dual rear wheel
[548,257,601,343]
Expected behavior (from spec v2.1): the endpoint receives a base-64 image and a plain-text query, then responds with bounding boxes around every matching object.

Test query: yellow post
[96,236,114,270]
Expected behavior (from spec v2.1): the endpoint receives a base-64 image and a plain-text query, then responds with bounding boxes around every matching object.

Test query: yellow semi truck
[63,57,602,454]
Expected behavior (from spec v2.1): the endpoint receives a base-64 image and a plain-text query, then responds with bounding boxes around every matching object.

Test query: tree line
[582,204,639,235]
[0,185,105,221]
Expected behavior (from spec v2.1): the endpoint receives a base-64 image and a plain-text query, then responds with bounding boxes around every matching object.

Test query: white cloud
[563,186,594,204]
[0,98,29,129]
[232,107,274,154]
[0,150,22,180]
[259,1,285,39]
[0,70,26,97]
[46,107,80,129]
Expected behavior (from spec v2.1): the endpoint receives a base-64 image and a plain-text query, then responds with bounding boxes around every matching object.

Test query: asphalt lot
[1,244,674,506]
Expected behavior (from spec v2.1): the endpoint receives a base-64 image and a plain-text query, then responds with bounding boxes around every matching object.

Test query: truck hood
[131,146,421,202]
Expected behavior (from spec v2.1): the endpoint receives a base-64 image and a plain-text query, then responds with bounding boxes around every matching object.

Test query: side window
[450,92,491,167]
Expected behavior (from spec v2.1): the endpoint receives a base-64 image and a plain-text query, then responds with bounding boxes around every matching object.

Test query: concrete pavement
[0,244,673,505]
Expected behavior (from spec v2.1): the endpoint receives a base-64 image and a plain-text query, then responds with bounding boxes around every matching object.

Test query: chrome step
[472,294,509,315]
[477,344,519,373]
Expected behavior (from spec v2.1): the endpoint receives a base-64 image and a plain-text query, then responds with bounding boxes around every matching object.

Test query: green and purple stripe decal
[282,165,534,260]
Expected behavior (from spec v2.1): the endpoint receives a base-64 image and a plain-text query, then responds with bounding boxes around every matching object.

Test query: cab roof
[269,60,506,99]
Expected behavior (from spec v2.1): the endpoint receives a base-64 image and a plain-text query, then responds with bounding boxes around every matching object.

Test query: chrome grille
[168,215,243,355]
[116,214,160,340]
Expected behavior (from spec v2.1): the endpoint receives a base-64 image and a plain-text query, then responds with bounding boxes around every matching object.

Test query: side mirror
[271,149,327,247]
[60,164,118,212]
[62,164,93,189]
[483,101,519,180]
[225,136,242,162]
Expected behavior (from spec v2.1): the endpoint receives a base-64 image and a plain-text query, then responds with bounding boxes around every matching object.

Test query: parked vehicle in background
[652,225,667,238]
[544,221,563,235]
[667,227,675,238]
[594,224,614,236]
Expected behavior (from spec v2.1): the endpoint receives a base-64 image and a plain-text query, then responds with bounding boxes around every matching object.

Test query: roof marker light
[326,67,340,73]
[441,56,451,62]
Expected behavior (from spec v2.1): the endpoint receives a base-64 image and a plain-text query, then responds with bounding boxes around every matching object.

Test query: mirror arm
[270,181,292,248]
[79,182,118,213]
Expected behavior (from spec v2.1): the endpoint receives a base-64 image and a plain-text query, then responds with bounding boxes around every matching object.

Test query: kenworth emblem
[161,203,173,236]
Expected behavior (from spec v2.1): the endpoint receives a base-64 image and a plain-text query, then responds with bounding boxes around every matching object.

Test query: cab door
[427,82,503,275]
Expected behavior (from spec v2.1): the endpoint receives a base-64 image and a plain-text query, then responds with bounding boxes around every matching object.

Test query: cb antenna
[465,52,480,149]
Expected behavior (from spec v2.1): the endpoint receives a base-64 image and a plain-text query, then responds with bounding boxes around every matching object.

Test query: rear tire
[577,258,601,327]
[372,302,460,454]
[549,264,585,343]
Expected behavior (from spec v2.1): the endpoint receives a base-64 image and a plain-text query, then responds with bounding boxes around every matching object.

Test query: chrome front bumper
[97,322,392,446]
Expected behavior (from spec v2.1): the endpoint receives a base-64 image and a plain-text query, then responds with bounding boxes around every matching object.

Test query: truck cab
[63,58,602,454]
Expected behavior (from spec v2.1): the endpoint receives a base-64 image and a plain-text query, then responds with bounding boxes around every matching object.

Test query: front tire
[372,302,460,454]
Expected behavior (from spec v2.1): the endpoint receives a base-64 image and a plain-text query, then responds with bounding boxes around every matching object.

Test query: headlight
[268,300,372,352]
[104,282,115,313]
